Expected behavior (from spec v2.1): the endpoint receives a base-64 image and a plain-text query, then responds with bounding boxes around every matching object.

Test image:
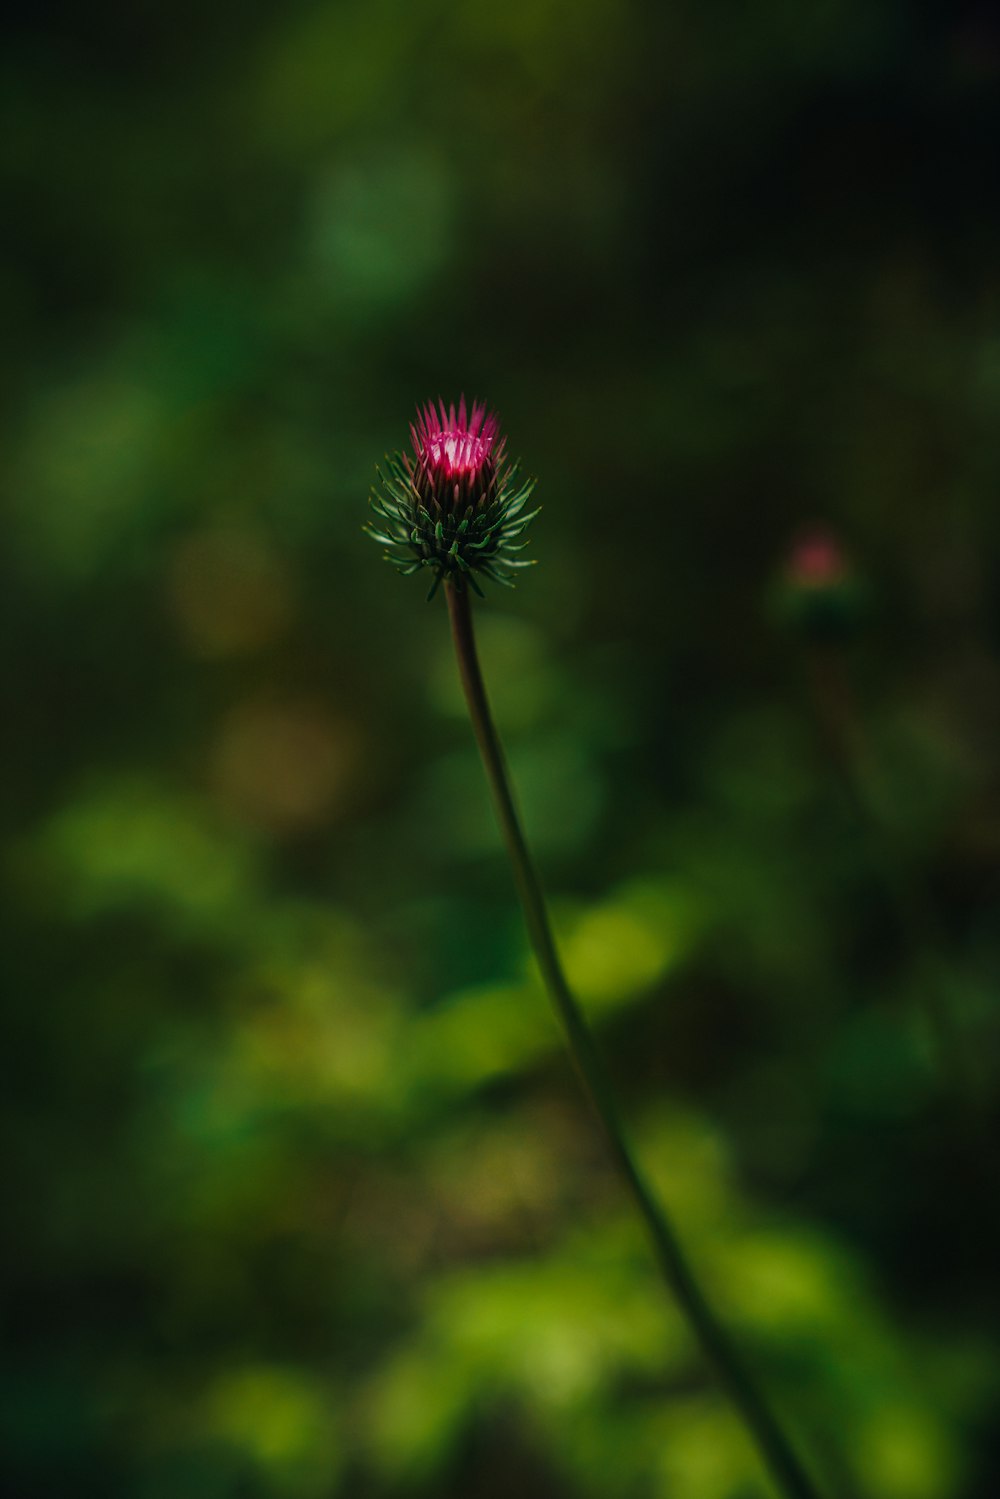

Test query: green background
[3,1,1000,1495]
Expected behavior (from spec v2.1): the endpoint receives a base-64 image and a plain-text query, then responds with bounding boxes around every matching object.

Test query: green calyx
[366,453,539,600]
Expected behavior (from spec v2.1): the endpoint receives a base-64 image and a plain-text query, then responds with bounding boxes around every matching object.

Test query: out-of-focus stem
[804,643,970,1099]
[445,579,825,1499]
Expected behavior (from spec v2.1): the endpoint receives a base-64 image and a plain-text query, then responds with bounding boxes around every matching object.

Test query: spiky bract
[367,398,538,599]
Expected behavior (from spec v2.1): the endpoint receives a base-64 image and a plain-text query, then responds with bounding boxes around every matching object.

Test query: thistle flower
[367,410,827,1499]
[367,397,538,599]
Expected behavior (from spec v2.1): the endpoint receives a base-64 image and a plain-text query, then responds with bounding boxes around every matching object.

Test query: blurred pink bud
[785,529,851,590]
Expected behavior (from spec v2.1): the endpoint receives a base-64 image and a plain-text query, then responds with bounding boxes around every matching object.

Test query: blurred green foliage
[3,0,1000,1495]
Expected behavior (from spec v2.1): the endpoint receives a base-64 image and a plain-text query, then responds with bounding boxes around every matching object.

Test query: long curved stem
[445,580,824,1499]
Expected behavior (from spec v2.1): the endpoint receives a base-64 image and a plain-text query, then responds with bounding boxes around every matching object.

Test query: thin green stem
[445,580,825,1499]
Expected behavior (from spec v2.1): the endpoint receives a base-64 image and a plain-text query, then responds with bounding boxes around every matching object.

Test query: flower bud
[772,527,869,640]
[367,398,538,598]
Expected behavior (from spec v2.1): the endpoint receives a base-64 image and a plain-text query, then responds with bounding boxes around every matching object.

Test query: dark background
[3,1,1000,1495]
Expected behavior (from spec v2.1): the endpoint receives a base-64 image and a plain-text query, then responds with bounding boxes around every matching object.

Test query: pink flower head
[409,397,505,512]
